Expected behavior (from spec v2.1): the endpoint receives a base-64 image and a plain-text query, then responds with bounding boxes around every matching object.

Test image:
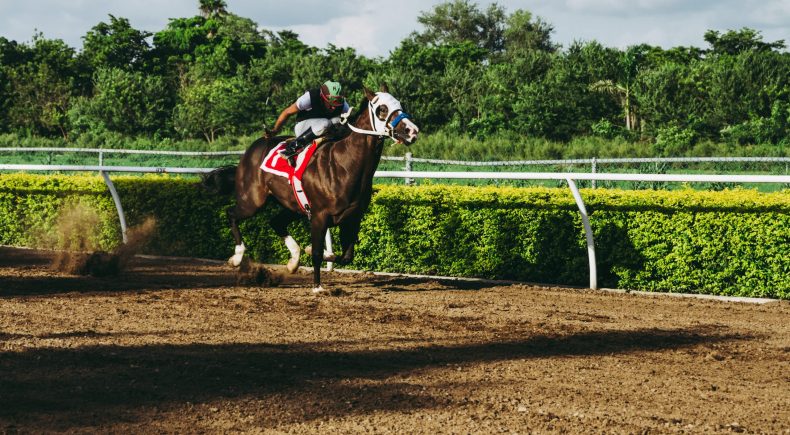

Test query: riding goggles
[321,92,343,107]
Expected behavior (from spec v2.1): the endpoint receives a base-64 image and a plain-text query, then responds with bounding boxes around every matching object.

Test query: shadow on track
[0,326,745,431]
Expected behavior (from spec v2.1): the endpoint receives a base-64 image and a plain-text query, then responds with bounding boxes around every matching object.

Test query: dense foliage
[1,174,787,298]
[1,0,788,157]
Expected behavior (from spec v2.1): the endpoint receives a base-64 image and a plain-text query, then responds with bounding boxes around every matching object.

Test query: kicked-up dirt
[0,246,788,434]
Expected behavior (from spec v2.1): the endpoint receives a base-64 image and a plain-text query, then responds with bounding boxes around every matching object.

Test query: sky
[0,0,788,57]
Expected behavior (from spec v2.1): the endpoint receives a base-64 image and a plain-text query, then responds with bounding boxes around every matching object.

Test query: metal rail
[0,147,243,156]
[381,155,790,165]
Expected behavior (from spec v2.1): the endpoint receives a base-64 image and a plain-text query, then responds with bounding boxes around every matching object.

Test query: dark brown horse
[208,85,419,293]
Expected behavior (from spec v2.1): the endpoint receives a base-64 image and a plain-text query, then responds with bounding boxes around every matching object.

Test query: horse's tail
[201,165,237,195]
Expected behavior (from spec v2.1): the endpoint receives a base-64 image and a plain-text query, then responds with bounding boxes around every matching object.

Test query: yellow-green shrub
[1,174,787,299]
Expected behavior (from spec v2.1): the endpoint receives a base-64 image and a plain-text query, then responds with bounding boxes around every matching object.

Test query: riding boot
[279,128,318,166]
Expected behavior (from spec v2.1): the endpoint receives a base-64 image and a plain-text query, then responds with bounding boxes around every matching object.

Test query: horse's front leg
[335,217,361,265]
[228,173,269,267]
[310,213,331,294]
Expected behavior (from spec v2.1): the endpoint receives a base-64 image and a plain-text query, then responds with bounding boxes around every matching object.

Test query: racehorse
[206,85,419,293]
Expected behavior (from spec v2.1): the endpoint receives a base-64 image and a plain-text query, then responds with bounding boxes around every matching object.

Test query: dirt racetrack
[1,246,788,434]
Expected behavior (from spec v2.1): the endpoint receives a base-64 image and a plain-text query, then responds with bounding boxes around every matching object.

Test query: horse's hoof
[228,255,243,267]
[286,258,299,274]
[304,245,312,255]
[229,244,246,267]
[311,286,328,295]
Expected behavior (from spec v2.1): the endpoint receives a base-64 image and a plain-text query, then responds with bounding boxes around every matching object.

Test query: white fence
[3,147,790,179]
[2,160,788,290]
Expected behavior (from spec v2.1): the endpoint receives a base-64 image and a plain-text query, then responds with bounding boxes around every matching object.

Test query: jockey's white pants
[294,116,342,137]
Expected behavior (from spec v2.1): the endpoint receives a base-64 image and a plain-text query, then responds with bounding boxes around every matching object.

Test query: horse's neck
[344,109,384,167]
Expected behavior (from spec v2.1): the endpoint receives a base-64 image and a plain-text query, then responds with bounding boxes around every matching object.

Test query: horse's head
[363,85,419,145]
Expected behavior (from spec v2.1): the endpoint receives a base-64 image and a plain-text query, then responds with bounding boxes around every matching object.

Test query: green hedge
[1,174,788,299]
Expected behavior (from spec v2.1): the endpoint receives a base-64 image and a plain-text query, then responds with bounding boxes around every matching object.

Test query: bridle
[341,92,412,139]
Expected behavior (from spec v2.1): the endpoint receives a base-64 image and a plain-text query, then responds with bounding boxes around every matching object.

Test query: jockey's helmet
[320,80,343,108]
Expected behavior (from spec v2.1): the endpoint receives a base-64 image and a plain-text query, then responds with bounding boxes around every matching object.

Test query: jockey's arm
[271,103,299,136]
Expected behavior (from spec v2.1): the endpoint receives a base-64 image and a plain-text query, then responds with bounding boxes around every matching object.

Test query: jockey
[266,80,349,163]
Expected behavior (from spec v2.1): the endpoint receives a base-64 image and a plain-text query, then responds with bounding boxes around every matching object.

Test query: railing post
[100,171,128,244]
[405,152,413,186]
[324,230,334,272]
[591,157,597,189]
[566,178,597,290]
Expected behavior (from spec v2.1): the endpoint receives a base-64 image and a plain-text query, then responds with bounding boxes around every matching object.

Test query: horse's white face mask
[368,92,420,145]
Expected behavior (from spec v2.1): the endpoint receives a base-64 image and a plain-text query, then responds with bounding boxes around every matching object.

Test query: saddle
[260,138,323,218]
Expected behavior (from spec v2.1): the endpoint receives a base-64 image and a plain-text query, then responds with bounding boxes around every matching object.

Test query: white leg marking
[312,285,327,294]
[284,236,301,273]
[228,243,245,267]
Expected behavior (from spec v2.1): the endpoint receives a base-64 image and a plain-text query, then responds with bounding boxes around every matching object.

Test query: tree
[199,0,228,18]
[502,9,558,55]
[635,62,709,137]
[589,45,649,131]
[381,38,488,131]
[81,15,152,72]
[704,28,785,56]
[0,37,30,133]
[8,63,73,138]
[4,35,80,138]
[704,50,790,136]
[174,74,255,141]
[71,68,175,137]
[151,16,215,78]
[414,0,506,55]
[151,12,268,79]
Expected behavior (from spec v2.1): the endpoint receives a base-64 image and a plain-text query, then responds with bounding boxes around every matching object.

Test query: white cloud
[0,0,787,55]
[565,0,687,14]
[265,0,432,57]
[745,0,790,27]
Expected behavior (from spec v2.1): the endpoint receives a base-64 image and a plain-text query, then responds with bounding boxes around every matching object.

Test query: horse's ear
[364,87,376,100]
[379,83,389,93]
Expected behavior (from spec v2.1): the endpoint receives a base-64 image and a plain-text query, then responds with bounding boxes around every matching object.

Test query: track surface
[1,246,788,434]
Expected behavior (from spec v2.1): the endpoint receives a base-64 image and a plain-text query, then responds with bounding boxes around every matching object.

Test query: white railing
[382,154,790,166]
[2,162,788,291]
[4,147,790,175]
[0,147,243,157]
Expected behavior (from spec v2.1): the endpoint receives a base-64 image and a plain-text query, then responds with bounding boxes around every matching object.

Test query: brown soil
[1,246,788,434]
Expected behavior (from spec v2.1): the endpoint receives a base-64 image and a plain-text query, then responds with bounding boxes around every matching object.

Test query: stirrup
[278,143,300,159]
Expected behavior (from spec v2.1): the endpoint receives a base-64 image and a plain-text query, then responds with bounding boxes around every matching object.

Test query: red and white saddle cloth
[260,140,319,217]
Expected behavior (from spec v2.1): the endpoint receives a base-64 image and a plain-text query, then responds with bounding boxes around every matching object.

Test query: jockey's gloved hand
[340,107,352,125]
[263,128,275,139]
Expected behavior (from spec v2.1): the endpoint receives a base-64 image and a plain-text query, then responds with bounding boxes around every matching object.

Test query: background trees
[0,1,787,154]
[81,15,152,73]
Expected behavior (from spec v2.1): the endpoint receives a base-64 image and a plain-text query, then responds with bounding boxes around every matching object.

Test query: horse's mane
[327,96,370,143]
[349,96,369,124]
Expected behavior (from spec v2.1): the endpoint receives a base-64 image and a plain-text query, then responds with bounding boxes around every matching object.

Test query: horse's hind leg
[228,203,253,266]
[228,192,268,266]
[270,208,302,273]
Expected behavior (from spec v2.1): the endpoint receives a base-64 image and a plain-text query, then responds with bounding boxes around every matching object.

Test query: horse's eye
[376,106,388,121]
